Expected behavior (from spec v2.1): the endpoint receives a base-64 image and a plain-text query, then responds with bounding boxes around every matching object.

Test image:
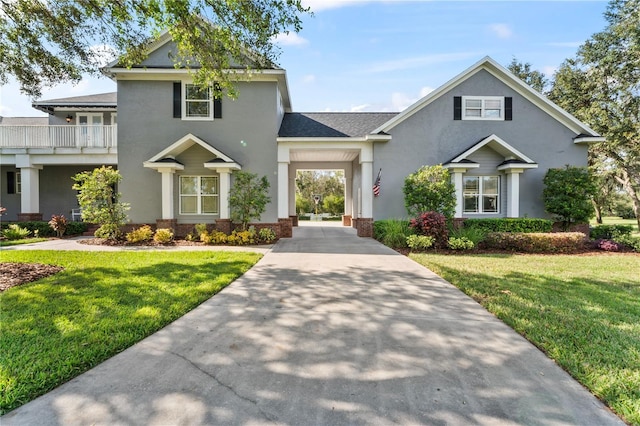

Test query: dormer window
[183,83,213,120]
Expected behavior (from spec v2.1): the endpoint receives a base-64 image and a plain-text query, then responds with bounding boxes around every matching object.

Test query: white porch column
[217,170,231,219]
[344,174,353,216]
[20,166,42,214]
[360,145,374,218]
[506,170,522,218]
[278,162,289,218]
[452,170,464,218]
[159,168,175,220]
[288,166,296,216]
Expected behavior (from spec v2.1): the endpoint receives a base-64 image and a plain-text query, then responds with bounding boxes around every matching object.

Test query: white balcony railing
[0,125,117,149]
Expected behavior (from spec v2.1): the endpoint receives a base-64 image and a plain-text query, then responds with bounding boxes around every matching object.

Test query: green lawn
[0,250,262,414]
[592,216,640,237]
[0,238,49,247]
[411,252,640,425]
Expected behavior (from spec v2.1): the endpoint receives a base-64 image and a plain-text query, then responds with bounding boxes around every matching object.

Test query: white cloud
[88,44,117,67]
[350,104,370,112]
[272,32,309,46]
[389,86,434,111]
[488,23,513,39]
[419,86,435,97]
[365,52,480,74]
[69,79,90,94]
[542,66,558,77]
[302,74,316,84]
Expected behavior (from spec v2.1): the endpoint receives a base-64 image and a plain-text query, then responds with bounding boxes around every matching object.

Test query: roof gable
[447,134,536,164]
[374,56,601,137]
[146,133,238,165]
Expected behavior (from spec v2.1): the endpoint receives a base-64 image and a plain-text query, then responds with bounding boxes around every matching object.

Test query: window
[463,176,499,214]
[7,171,21,194]
[462,96,504,120]
[16,172,21,194]
[183,83,213,120]
[179,176,219,214]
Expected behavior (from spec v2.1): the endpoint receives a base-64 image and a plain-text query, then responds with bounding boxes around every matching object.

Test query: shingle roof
[32,92,117,113]
[0,116,49,125]
[278,112,398,138]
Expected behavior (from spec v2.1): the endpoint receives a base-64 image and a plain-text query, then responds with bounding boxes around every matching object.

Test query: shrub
[590,224,633,240]
[95,224,121,239]
[593,239,623,252]
[448,237,475,250]
[373,219,414,248]
[406,234,434,251]
[613,235,640,252]
[409,212,448,247]
[229,171,271,231]
[2,224,31,240]
[258,228,276,243]
[65,221,88,235]
[228,229,256,245]
[48,215,68,237]
[449,226,486,245]
[0,221,87,237]
[613,199,636,219]
[126,225,154,243]
[153,228,174,244]
[403,165,456,218]
[484,232,586,253]
[543,165,596,230]
[463,218,553,233]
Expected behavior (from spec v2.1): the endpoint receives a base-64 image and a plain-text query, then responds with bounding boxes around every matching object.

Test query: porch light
[65,115,73,123]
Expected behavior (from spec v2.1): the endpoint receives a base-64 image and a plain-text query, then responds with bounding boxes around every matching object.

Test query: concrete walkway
[2,226,622,425]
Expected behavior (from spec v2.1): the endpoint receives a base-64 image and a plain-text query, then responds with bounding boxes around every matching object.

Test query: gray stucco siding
[117,79,280,223]
[373,69,589,220]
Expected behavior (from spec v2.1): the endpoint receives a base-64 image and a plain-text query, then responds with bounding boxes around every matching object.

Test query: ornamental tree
[72,166,129,240]
[403,165,456,218]
[229,171,271,231]
[542,165,597,230]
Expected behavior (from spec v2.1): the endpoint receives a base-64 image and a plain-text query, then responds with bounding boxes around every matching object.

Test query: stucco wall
[373,69,588,220]
[117,79,280,223]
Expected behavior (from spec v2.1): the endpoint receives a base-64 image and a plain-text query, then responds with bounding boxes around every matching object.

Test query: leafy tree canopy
[506,57,548,93]
[0,0,310,98]
[543,165,596,229]
[548,0,640,228]
[229,170,271,230]
[403,165,456,218]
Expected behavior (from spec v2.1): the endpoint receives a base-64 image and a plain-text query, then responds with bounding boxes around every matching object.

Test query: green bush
[227,229,256,245]
[126,225,154,243]
[200,230,228,245]
[153,228,174,244]
[613,199,636,219]
[543,165,596,229]
[463,218,553,233]
[449,226,487,245]
[373,219,414,248]
[2,224,31,240]
[406,234,434,250]
[95,224,121,239]
[590,224,633,240]
[403,165,456,218]
[258,228,276,243]
[484,232,586,253]
[0,221,87,237]
[613,234,640,252]
[448,237,474,250]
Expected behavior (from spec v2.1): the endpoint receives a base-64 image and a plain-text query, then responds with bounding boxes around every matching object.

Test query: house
[0,35,603,237]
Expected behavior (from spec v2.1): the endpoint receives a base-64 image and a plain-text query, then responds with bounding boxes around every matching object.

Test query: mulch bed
[0,263,64,292]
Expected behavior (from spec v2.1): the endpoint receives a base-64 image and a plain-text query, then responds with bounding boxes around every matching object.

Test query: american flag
[373,168,382,197]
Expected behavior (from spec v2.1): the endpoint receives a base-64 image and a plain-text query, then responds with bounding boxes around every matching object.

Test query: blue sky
[0,0,609,117]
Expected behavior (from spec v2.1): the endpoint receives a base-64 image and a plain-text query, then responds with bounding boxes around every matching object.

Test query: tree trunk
[592,199,603,224]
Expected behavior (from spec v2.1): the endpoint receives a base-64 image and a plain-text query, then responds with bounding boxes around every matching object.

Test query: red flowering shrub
[593,239,622,252]
[409,211,449,247]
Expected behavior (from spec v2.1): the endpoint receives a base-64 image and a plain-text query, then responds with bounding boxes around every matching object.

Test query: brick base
[356,218,373,237]
[352,218,358,229]
[342,215,352,226]
[17,213,43,222]
[289,215,299,227]
[216,219,232,235]
[156,219,177,231]
[278,218,293,238]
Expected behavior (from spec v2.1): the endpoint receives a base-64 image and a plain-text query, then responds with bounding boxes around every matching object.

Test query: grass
[0,237,49,247]
[592,216,640,237]
[0,250,262,414]
[410,252,640,425]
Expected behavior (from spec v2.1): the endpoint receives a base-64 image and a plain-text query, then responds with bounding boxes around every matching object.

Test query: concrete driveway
[2,225,622,425]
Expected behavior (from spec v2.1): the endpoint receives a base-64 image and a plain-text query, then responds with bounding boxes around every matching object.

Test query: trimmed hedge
[590,224,633,240]
[463,218,553,233]
[484,232,586,253]
[0,221,87,237]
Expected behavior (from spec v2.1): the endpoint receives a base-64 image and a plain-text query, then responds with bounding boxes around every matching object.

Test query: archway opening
[295,169,345,224]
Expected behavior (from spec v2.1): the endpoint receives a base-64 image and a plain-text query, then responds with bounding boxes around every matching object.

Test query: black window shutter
[453,96,462,120]
[7,171,15,194]
[213,83,222,119]
[173,82,181,118]
[505,97,513,121]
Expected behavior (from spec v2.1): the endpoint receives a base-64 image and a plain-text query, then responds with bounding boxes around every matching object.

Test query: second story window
[183,83,213,120]
[462,96,504,120]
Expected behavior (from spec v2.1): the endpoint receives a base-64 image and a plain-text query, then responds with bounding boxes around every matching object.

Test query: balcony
[0,125,117,149]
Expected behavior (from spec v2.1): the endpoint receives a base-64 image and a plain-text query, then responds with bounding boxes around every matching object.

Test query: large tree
[548,0,640,228]
[506,57,548,93]
[0,0,309,98]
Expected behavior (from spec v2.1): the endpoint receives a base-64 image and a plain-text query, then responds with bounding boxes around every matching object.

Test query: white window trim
[461,96,504,121]
[182,82,214,121]
[110,113,117,125]
[76,113,103,125]
[463,175,500,214]
[16,171,22,194]
[179,175,219,215]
